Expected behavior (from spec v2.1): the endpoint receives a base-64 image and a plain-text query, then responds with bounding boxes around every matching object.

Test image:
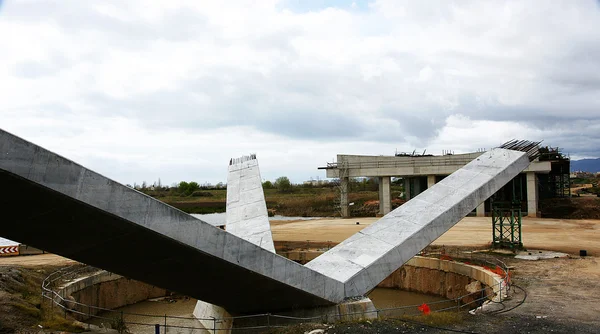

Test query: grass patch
[111,315,130,334]
[40,315,85,333]
[7,302,41,318]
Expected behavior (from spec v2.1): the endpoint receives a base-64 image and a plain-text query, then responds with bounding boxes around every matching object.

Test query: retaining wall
[378,256,503,303]
[59,271,169,318]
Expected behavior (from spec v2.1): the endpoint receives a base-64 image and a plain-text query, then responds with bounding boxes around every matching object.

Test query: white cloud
[1,0,599,184]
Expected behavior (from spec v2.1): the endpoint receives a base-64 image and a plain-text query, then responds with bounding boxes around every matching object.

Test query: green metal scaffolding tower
[491,177,524,250]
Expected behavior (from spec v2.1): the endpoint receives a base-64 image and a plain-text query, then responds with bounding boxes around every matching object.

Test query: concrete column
[476,202,485,217]
[378,176,392,215]
[403,177,411,200]
[526,172,539,217]
[427,175,436,189]
[340,177,350,218]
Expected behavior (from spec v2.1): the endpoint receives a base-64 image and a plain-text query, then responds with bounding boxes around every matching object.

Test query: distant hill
[571,158,600,173]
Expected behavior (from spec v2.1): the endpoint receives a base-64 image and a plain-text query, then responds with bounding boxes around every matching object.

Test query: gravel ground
[265,314,599,334]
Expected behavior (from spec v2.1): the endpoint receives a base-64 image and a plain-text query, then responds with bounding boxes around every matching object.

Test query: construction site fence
[41,256,509,333]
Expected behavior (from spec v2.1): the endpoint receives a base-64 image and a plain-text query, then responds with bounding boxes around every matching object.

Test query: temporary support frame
[491,201,523,249]
[491,177,524,250]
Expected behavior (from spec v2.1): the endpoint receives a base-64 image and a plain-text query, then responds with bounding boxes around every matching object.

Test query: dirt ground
[2,217,599,331]
[505,256,600,324]
[271,216,600,256]
[0,254,76,267]
[272,216,600,326]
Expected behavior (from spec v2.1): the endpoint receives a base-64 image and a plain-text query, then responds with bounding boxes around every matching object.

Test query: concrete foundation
[233,297,377,330]
[193,302,233,334]
[57,270,168,319]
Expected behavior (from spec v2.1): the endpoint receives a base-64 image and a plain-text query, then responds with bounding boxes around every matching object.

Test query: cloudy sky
[1,0,599,185]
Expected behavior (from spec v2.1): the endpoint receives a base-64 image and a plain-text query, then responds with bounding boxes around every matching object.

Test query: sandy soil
[506,256,600,324]
[272,216,600,255]
[0,253,76,267]
[3,217,598,328]
[571,183,593,193]
[272,216,600,325]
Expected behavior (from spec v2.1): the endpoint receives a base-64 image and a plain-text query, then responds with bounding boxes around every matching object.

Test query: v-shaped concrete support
[0,128,530,313]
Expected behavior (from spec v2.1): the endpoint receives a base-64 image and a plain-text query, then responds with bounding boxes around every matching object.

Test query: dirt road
[271,217,600,255]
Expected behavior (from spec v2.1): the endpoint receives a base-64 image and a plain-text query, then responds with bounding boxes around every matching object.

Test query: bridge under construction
[0,128,536,316]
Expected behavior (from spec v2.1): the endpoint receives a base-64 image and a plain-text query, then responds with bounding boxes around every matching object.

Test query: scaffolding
[491,201,523,250]
[538,146,571,198]
[491,177,524,250]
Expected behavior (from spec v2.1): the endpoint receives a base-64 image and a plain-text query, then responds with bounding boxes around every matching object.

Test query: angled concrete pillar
[403,177,411,200]
[306,148,531,298]
[378,176,391,215]
[226,155,275,253]
[427,175,436,188]
[340,177,350,217]
[476,202,485,217]
[526,172,539,217]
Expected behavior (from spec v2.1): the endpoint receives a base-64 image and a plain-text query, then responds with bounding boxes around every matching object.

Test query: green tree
[178,181,190,195]
[274,176,292,193]
[262,180,273,189]
[187,182,200,195]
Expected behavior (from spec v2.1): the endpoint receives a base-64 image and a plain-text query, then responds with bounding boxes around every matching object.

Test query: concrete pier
[427,175,436,188]
[476,202,486,217]
[378,176,391,215]
[526,172,539,217]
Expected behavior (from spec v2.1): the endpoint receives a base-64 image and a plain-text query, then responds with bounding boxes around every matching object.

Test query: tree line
[129,176,399,196]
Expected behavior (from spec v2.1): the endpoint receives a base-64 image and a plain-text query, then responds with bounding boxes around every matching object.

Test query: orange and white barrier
[0,245,19,256]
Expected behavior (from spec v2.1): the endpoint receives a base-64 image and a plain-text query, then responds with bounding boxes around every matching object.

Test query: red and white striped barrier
[0,246,19,256]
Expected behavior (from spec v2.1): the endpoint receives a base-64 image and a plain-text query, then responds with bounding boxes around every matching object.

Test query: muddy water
[88,297,203,333]
[88,289,452,332]
[191,213,321,226]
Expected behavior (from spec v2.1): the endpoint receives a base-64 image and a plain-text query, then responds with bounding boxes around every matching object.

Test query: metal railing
[41,256,510,333]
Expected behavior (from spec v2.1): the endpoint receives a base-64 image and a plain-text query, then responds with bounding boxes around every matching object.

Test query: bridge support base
[233,297,376,330]
[193,301,233,334]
